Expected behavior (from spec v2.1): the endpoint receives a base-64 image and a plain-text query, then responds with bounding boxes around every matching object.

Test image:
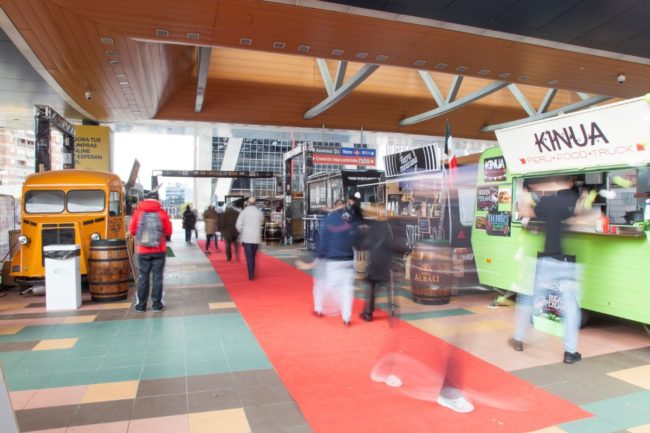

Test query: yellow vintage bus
[10,170,126,286]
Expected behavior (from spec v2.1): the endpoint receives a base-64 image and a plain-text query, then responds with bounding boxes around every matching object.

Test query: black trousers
[206,234,219,251]
[136,253,166,310]
[224,238,240,261]
[242,242,259,280]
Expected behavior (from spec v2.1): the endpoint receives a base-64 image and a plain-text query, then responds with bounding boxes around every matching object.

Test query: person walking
[203,205,220,253]
[359,218,395,321]
[508,176,585,364]
[129,197,172,312]
[221,199,243,261]
[236,197,265,280]
[317,196,361,326]
[182,205,196,244]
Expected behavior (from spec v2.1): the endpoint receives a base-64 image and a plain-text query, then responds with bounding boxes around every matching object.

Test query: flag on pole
[444,120,458,169]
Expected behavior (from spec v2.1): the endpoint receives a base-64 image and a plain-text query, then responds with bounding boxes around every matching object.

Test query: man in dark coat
[220,199,243,261]
[359,218,395,321]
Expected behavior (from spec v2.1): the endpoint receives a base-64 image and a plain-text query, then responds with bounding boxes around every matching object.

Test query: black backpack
[136,211,162,248]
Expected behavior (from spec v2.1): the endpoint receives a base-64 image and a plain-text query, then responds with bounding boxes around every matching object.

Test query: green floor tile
[580,391,650,429]
[141,362,186,380]
[58,356,104,373]
[227,355,272,372]
[222,345,266,359]
[561,416,621,433]
[185,347,226,363]
[65,345,110,358]
[9,326,53,342]
[143,350,185,366]
[45,370,96,388]
[0,352,27,369]
[186,358,230,376]
[6,372,50,391]
[100,354,146,369]
[93,366,142,384]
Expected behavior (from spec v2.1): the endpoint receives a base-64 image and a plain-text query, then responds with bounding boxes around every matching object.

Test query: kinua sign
[495,97,650,175]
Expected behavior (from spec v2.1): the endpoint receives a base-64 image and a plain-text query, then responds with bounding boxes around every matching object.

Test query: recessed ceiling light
[298,44,311,53]
[109,60,121,65]
[478,69,490,75]
[240,38,252,46]
[273,41,286,49]
[100,37,114,45]
[116,73,127,79]
[133,111,141,114]
[155,29,170,37]
[105,50,118,57]
[413,59,426,67]
[187,33,200,40]
[519,75,529,81]
[331,49,344,56]
[376,54,388,61]
[498,72,511,79]
[355,52,368,59]
[119,81,129,86]
[548,79,559,85]
[456,66,468,73]
[434,63,447,70]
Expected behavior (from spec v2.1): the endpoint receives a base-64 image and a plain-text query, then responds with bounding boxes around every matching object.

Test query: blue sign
[340,147,376,157]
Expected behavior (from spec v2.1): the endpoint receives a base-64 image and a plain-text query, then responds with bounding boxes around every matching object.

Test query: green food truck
[472,96,650,333]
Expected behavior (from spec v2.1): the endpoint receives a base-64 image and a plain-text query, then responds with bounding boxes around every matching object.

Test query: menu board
[484,156,507,182]
[486,211,511,236]
[477,186,498,211]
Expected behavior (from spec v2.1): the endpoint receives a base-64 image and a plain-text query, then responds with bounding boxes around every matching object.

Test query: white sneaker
[437,394,474,413]
[384,374,403,388]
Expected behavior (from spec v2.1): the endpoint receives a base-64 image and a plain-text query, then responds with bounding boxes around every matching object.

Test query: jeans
[224,239,239,261]
[136,253,166,310]
[513,256,582,353]
[242,243,259,280]
[184,228,192,243]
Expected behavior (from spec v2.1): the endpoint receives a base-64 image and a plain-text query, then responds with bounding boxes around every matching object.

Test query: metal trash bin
[44,244,81,311]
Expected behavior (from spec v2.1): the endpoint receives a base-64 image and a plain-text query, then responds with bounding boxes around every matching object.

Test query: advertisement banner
[476,186,498,211]
[483,156,507,182]
[495,97,650,175]
[74,125,111,171]
[486,211,511,236]
[383,145,440,178]
[312,154,376,166]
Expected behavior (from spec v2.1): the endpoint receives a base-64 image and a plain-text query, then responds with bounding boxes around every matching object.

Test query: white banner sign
[495,97,650,175]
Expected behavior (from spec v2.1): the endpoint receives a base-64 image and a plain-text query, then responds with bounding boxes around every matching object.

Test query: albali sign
[383,144,440,178]
[496,96,650,175]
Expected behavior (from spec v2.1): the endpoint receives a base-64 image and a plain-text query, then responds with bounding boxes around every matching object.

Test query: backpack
[137,211,162,248]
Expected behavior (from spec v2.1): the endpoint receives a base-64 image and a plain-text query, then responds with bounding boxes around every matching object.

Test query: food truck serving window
[25,190,65,214]
[67,190,105,213]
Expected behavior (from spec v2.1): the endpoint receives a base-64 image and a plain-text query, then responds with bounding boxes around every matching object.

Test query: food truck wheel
[580,309,590,328]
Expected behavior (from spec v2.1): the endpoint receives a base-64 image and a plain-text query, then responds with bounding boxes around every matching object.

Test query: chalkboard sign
[418,217,431,234]
[484,156,507,182]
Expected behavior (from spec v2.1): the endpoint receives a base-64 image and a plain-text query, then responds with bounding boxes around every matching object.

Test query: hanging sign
[74,125,111,171]
[383,145,440,178]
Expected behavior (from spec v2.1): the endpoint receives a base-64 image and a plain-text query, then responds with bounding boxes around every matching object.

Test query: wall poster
[486,211,511,236]
[477,186,498,211]
[483,156,507,182]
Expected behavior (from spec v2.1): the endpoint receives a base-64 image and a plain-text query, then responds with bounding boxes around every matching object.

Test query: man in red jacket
[129,198,173,312]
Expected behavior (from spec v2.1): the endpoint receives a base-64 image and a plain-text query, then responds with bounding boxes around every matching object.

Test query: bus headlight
[90,233,101,241]
[18,235,29,245]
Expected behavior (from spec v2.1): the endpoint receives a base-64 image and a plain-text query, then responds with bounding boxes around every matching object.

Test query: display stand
[44,244,81,311]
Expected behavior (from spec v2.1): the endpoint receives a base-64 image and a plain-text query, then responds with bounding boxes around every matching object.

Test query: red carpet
[200,241,590,433]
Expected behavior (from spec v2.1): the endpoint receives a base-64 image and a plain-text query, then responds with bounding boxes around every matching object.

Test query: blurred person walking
[221,199,243,262]
[203,205,220,254]
[129,197,172,312]
[182,205,196,244]
[236,197,265,280]
[359,217,395,322]
[508,176,584,364]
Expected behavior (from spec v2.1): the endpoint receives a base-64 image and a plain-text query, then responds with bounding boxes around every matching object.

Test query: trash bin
[44,244,81,311]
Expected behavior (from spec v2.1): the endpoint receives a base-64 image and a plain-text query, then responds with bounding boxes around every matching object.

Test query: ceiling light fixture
[434,63,447,70]
[273,41,286,49]
[240,38,252,46]
[498,72,511,79]
[413,59,426,67]
[478,69,490,75]
[331,49,344,56]
[298,44,311,53]
[105,50,118,57]
[100,37,114,45]
[116,73,127,79]
[375,54,388,61]
[355,52,368,59]
[155,29,170,37]
[456,66,468,72]
[119,81,129,86]
[518,75,529,81]
[109,60,121,65]
[187,33,200,40]
[548,79,559,85]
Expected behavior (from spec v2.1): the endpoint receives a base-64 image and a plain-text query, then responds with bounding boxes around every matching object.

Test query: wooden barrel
[88,239,130,302]
[409,242,452,305]
[264,223,281,246]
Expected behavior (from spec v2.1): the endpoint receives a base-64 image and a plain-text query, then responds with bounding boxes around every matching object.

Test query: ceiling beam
[417,70,445,107]
[316,58,335,97]
[480,95,612,132]
[399,80,509,126]
[194,47,212,113]
[334,61,348,90]
[507,84,536,117]
[537,88,558,114]
[304,63,379,119]
[446,76,464,103]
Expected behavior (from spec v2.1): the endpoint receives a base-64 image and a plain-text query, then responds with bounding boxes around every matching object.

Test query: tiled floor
[1,230,649,433]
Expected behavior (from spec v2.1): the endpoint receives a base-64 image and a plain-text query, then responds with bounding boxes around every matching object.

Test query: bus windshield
[25,190,65,214]
[67,190,105,213]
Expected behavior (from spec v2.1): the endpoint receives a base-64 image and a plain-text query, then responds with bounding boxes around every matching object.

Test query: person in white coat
[236,197,265,280]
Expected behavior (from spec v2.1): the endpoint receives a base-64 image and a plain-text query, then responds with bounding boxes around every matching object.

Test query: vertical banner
[74,125,111,171]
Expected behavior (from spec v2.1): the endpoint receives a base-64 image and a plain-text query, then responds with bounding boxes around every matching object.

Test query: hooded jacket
[129,199,173,255]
